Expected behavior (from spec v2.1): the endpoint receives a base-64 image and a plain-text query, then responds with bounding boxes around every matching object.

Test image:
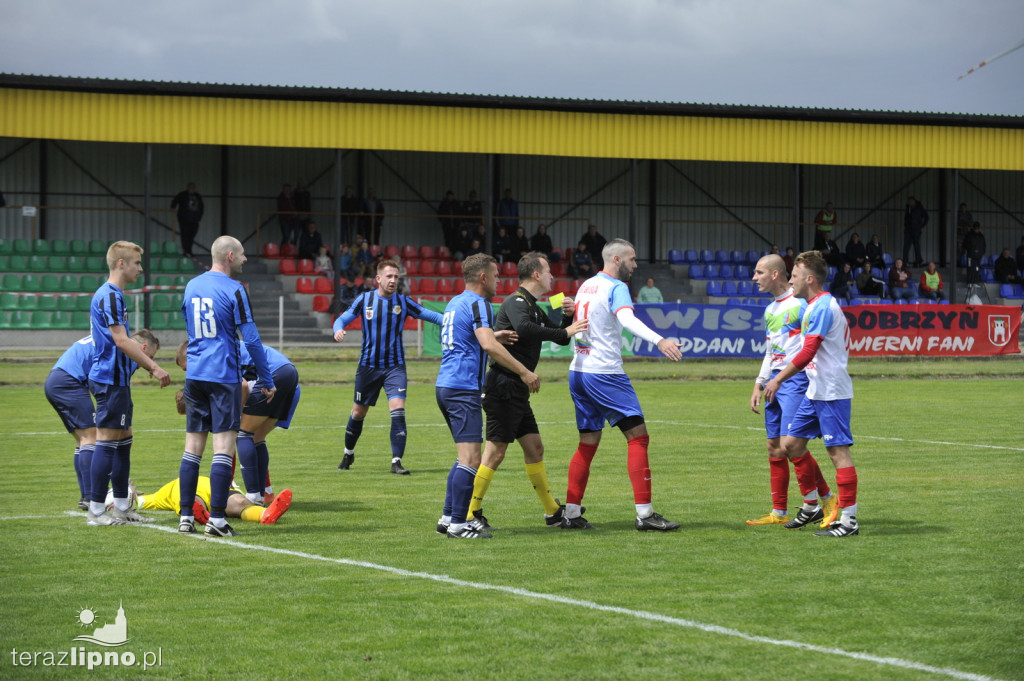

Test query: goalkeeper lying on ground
[120,475,291,525]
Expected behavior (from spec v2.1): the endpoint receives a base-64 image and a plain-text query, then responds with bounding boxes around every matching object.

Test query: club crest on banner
[988,314,1011,346]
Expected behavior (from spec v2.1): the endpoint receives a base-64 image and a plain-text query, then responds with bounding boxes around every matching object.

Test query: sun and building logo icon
[73,601,131,647]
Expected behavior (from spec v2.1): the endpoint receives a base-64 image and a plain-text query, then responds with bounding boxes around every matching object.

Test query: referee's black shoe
[337,452,355,470]
[545,503,586,526]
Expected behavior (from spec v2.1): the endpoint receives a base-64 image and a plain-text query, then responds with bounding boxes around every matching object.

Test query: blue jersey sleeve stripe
[235,288,250,324]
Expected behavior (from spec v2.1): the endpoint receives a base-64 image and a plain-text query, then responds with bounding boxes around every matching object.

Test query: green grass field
[1,355,1022,680]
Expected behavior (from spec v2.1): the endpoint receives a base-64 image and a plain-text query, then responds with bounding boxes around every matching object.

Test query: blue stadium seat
[704,263,720,279]
[730,250,744,264]
[706,280,722,297]
[715,250,730,263]
[700,249,715,264]
[684,249,699,264]
[719,264,734,279]
[668,249,684,265]
[733,265,749,279]
[883,253,893,267]
[722,281,738,296]
[981,268,995,283]
[826,266,836,282]
[688,264,704,279]
[726,298,743,306]
[746,250,760,265]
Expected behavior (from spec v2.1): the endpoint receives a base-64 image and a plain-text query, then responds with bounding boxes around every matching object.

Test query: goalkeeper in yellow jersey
[133,476,291,525]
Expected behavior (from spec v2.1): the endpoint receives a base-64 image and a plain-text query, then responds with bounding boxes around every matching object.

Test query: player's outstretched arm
[111,324,171,387]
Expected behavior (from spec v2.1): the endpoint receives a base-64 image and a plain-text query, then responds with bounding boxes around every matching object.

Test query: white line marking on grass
[56,513,999,681]
[0,514,73,520]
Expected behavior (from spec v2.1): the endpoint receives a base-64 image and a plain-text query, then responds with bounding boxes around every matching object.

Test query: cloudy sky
[2,0,1022,116]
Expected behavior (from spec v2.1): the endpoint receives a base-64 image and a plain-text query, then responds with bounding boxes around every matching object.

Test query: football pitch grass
[1,357,1022,680]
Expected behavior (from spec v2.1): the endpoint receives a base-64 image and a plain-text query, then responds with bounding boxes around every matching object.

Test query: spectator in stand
[463,190,483,230]
[888,258,915,301]
[865,233,886,269]
[821,237,843,268]
[473,224,489,254]
[918,262,946,300]
[314,246,333,279]
[362,188,384,244]
[297,221,324,260]
[957,203,974,257]
[438,190,463,252]
[496,188,519,229]
[813,201,838,251]
[356,240,375,278]
[170,182,205,258]
[337,244,356,280]
[492,226,514,264]
[782,246,795,275]
[1016,237,1024,273]
[770,244,781,255]
[335,277,359,314]
[340,185,361,245]
[579,225,607,270]
[277,184,298,247]
[530,224,557,262]
[994,248,1021,284]
[571,240,594,279]
[830,262,854,302]
[465,237,484,259]
[963,222,986,284]
[293,179,312,227]
[855,268,885,297]
[513,226,531,259]
[845,233,867,269]
[636,277,664,303]
[453,226,473,261]
[903,196,928,267]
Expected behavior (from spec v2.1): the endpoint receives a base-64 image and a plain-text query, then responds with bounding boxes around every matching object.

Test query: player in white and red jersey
[562,238,683,532]
[747,254,837,529]
[764,250,859,538]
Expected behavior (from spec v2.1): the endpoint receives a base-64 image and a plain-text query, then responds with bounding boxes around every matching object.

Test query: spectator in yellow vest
[919,262,946,301]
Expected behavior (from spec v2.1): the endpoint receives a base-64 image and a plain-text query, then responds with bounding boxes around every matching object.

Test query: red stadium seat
[419,260,436,275]
[501,261,517,277]
[453,261,463,276]
[297,259,314,274]
[370,244,383,258]
[312,295,331,312]
[419,246,435,260]
[572,279,584,294]
[436,260,452,275]
[354,278,365,288]
[405,278,420,294]
[401,245,417,260]
[554,279,571,295]
[438,278,454,295]
[279,259,297,275]
[503,279,519,295]
[262,242,281,259]
[454,279,466,294]
[384,245,400,259]
[314,277,333,294]
[281,243,297,258]
[296,277,314,294]
[437,246,452,261]
[404,259,420,275]
[420,278,437,294]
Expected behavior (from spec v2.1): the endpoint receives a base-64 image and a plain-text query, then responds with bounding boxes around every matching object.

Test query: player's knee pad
[616,415,645,433]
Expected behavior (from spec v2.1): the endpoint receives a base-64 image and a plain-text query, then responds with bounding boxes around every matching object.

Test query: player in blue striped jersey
[435,253,539,539]
[86,241,171,527]
[332,259,443,474]
[177,235,275,538]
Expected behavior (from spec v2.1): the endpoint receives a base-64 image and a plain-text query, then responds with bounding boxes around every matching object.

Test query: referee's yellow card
[548,292,565,310]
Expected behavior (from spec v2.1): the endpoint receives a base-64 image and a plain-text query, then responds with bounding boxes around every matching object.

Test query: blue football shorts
[435,387,483,443]
[763,371,809,440]
[88,380,133,430]
[245,364,299,422]
[184,379,242,433]
[568,371,644,432]
[353,365,408,406]
[45,369,94,432]
[787,396,854,447]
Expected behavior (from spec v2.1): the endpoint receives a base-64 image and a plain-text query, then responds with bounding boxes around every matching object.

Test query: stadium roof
[1,74,1022,170]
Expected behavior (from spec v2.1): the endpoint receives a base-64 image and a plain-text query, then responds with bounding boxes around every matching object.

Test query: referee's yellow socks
[526,461,560,515]
[468,465,496,517]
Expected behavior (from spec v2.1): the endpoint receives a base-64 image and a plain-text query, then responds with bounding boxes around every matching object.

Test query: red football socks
[566,442,598,505]
[626,435,652,504]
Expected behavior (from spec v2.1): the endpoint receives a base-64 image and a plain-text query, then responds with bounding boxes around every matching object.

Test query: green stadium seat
[10,310,31,329]
[37,295,58,311]
[2,274,21,290]
[162,241,179,256]
[18,295,39,310]
[0,255,5,270]
[173,275,191,287]
[89,240,107,255]
[125,278,143,290]
[30,310,52,329]
[50,239,70,256]
[47,255,66,271]
[32,239,51,255]
[152,293,175,312]
[65,255,86,272]
[70,239,88,256]
[41,274,61,292]
[28,254,47,270]
[0,310,9,329]
[175,257,195,273]
[0,238,9,255]
[0,293,18,310]
[76,295,92,311]
[79,275,99,292]
[71,310,91,329]
[60,275,79,292]
[8,255,28,271]
[154,275,173,287]
[50,310,73,329]
[167,311,186,330]
[86,256,106,273]
[57,295,77,311]
[12,239,31,255]
[21,274,41,292]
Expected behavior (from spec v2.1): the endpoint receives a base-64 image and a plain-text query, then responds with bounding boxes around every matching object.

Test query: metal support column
[647,160,658,263]
[485,154,495,255]
[793,163,804,252]
[628,159,638,251]
[951,169,960,304]
[143,143,152,330]
[38,140,48,239]
[219,145,229,237]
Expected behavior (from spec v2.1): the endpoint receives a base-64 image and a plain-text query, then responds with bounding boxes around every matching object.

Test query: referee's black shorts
[482,369,539,444]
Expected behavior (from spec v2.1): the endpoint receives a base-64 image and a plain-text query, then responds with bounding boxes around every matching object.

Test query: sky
[1,0,1022,116]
